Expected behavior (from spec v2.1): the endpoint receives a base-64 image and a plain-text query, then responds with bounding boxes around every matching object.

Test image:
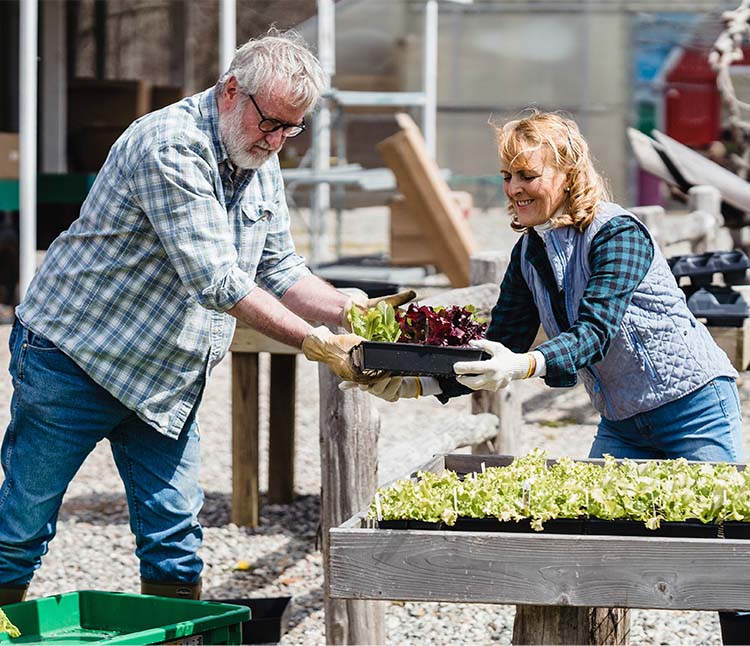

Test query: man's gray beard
[219,99,275,170]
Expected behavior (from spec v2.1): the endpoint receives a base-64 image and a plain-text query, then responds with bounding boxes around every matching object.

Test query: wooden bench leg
[231,352,260,527]
[513,605,630,645]
[268,354,296,504]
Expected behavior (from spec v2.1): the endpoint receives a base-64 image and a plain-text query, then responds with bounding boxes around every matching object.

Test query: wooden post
[319,365,385,645]
[513,606,630,645]
[469,251,520,455]
[268,354,296,504]
[231,352,260,527]
[687,185,722,252]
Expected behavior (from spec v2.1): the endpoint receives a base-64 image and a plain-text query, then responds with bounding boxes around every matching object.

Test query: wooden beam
[329,526,750,610]
[378,113,476,286]
[268,354,296,504]
[231,352,259,527]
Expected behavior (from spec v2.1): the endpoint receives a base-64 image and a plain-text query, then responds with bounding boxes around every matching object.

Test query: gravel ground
[0,206,746,644]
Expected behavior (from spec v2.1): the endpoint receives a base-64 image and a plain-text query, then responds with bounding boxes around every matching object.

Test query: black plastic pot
[682,285,749,327]
[722,522,750,539]
[450,517,533,533]
[586,518,719,538]
[352,341,489,377]
[668,250,750,285]
[212,597,292,644]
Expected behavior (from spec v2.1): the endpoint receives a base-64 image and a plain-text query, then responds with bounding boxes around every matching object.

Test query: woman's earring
[564,186,571,192]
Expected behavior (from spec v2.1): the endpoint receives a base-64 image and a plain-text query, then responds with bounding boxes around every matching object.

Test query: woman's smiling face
[501,147,568,228]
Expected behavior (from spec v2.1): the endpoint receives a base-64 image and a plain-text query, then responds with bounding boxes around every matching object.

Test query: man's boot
[140,578,202,600]
[0,585,28,605]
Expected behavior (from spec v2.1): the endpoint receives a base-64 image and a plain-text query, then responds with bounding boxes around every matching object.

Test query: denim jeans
[589,377,744,462]
[0,319,204,586]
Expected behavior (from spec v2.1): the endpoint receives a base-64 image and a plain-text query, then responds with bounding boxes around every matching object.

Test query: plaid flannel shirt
[16,88,310,438]
[438,216,653,399]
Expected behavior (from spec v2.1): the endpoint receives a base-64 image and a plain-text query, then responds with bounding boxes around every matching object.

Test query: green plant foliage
[370,449,750,531]
[347,301,401,342]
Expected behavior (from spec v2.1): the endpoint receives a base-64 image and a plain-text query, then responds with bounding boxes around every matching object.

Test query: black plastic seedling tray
[682,285,749,326]
[378,517,722,538]
[352,341,490,377]
[668,250,750,285]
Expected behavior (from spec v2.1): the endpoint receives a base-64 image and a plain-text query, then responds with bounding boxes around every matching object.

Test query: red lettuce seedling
[395,304,487,347]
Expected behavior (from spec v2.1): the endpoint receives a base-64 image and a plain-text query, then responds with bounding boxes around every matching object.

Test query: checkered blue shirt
[16,88,310,438]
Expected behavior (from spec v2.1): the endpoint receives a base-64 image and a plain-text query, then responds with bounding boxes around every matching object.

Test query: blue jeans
[589,377,744,462]
[0,319,204,586]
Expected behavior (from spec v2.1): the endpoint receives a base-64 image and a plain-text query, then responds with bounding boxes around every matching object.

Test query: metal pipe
[219,0,236,75]
[311,0,335,268]
[19,0,38,299]
[422,0,438,160]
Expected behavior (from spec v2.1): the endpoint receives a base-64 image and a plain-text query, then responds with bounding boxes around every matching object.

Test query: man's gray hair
[218,29,326,111]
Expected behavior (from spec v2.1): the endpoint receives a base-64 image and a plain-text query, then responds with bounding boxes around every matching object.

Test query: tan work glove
[302,325,380,384]
[339,376,422,402]
[341,289,417,331]
[453,339,534,391]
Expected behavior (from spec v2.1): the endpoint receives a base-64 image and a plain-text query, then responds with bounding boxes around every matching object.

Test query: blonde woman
[357,110,742,462]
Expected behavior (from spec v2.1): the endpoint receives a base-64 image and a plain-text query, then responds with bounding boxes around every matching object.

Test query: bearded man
[0,29,412,604]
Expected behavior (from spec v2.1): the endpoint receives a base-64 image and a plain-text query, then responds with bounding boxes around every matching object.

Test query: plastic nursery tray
[377,517,722,538]
[682,285,749,327]
[0,590,249,645]
[351,341,490,377]
[668,250,750,285]
[212,597,292,644]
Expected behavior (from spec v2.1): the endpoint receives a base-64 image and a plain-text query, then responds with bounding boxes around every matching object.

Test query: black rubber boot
[0,585,28,605]
[720,611,750,645]
[140,578,202,600]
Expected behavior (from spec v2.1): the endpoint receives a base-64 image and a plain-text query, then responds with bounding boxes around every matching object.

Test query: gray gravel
[0,206,743,644]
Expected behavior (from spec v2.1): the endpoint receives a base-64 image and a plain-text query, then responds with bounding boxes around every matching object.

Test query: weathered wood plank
[328,528,750,610]
[268,354,296,504]
[513,606,630,645]
[231,353,260,527]
[319,365,385,644]
[230,323,300,355]
[378,113,476,286]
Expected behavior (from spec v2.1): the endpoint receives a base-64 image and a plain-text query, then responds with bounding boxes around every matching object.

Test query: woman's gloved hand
[301,326,379,384]
[453,339,534,391]
[339,376,422,402]
[341,290,417,331]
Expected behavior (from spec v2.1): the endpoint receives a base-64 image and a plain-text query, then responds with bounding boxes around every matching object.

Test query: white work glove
[339,376,423,402]
[301,326,381,384]
[453,339,534,391]
[341,290,417,331]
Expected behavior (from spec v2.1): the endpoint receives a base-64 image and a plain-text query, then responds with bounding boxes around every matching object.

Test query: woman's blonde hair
[494,110,610,232]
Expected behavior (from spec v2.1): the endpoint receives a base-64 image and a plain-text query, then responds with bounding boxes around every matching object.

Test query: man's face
[219,81,306,170]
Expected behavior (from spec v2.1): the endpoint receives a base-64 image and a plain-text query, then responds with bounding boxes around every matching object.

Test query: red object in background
[664,49,721,147]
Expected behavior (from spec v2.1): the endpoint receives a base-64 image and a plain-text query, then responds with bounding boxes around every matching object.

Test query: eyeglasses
[246,94,306,138]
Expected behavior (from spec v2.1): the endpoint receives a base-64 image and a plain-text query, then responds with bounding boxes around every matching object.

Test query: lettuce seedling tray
[329,453,750,612]
[668,250,750,285]
[351,341,489,377]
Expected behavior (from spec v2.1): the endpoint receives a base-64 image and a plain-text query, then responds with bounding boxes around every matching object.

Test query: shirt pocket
[242,200,276,223]
[237,201,273,274]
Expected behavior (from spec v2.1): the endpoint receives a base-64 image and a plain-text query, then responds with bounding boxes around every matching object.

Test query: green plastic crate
[0,590,250,644]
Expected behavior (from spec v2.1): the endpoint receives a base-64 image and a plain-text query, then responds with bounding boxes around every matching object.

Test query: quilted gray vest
[520,202,737,420]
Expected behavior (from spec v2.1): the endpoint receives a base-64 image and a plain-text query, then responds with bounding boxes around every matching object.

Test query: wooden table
[328,453,750,644]
[229,323,300,527]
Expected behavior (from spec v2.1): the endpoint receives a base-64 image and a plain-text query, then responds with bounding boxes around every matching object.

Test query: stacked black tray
[351,341,490,377]
[668,250,750,327]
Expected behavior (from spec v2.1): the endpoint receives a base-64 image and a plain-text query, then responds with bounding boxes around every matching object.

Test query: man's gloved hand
[341,290,417,331]
[339,376,422,402]
[453,339,533,391]
[302,325,379,384]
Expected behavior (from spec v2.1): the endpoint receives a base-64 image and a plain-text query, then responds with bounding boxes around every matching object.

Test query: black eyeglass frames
[246,93,306,138]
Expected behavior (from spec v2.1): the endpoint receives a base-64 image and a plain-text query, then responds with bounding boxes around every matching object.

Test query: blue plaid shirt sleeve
[536,217,654,385]
[132,142,254,311]
[436,217,653,400]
